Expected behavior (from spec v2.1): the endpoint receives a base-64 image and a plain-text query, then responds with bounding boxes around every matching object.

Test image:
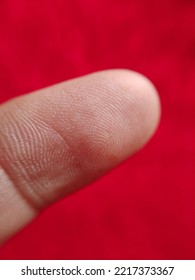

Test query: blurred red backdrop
[0,0,195,259]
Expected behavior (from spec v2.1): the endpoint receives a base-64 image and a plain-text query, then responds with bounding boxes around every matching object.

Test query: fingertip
[122,69,161,146]
[91,69,161,153]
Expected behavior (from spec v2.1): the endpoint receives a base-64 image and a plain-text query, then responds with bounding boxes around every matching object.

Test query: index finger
[0,69,161,243]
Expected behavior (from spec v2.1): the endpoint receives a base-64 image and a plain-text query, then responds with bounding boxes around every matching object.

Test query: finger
[0,69,160,243]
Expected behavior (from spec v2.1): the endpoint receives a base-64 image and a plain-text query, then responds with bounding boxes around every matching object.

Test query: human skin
[0,69,161,244]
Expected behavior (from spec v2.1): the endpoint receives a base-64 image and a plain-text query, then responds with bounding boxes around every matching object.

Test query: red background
[0,0,195,259]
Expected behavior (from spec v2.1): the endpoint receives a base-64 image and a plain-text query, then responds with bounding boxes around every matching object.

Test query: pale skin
[0,69,161,245]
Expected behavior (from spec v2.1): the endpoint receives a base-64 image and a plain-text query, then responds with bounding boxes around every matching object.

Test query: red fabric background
[0,0,195,259]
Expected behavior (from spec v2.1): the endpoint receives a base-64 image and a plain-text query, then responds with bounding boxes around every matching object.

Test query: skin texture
[0,69,161,244]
